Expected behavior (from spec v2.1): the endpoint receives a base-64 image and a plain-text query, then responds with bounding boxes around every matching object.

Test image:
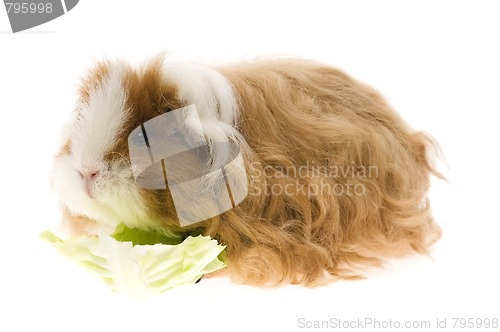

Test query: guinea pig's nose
[79,170,100,182]
[79,170,100,198]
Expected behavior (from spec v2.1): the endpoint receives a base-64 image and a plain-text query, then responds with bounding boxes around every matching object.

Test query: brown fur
[119,58,184,227]
[60,57,442,286]
[78,61,111,104]
[198,59,442,285]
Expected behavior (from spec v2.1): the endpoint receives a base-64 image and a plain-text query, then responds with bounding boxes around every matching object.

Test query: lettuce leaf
[111,223,183,245]
[40,226,226,299]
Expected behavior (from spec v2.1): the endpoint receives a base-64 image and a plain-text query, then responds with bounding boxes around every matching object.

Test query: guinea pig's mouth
[127,105,248,227]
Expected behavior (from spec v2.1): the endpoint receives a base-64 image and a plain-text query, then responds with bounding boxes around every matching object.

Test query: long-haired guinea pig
[50,56,442,286]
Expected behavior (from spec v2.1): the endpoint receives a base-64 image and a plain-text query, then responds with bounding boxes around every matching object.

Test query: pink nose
[79,170,100,198]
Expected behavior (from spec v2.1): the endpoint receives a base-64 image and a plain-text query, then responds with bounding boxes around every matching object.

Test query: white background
[1,1,499,331]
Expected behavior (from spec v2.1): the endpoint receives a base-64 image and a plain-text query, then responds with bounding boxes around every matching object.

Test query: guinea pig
[50,55,442,286]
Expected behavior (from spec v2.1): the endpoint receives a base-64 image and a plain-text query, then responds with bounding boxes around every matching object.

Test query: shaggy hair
[206,60,442,285]
[52,57,442,286]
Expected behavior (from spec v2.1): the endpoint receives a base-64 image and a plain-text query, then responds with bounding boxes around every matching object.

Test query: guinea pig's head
[50,56,243,235]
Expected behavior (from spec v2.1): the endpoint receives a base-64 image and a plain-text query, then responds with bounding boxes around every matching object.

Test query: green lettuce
[40,225,226,298]
[111,223,183,245]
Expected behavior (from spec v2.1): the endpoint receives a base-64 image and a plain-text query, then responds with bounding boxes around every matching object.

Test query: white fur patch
[163,61,247,171]
[163,61,239,125]
[162,62,243,142]
[70,62,129,173]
